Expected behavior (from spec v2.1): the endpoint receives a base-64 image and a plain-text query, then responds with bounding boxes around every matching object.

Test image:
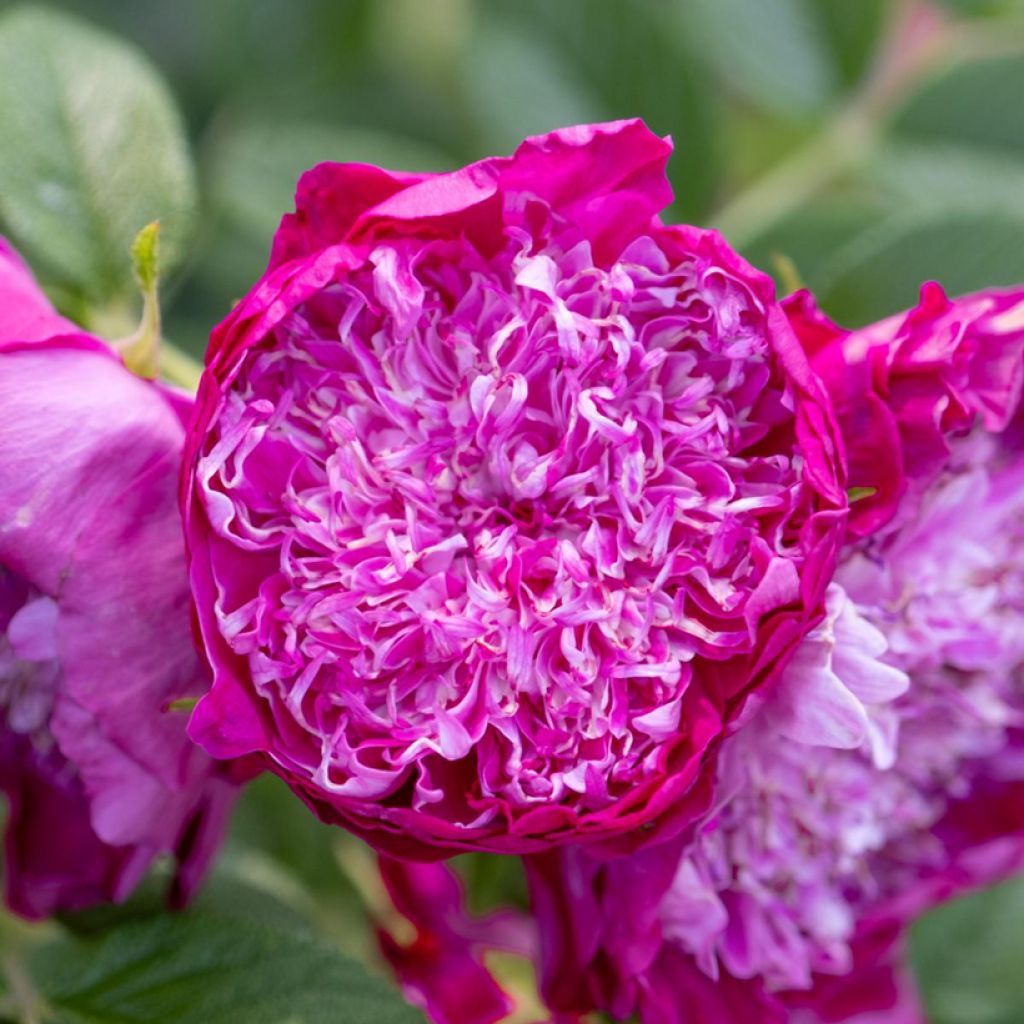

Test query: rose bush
[0,240,235,918]
[520,283,1024,1024]
[182,119,848,858]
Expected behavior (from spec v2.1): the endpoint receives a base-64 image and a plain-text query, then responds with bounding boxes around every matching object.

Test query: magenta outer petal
[0,283,237,919]
[270,120,671,270]
[0,343,181,592]
[0,237,76,342]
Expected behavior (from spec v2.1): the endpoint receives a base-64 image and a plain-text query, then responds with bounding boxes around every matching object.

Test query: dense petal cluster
[184,121,847,855]
[0,242,234,918]
[522,285,1024,1024]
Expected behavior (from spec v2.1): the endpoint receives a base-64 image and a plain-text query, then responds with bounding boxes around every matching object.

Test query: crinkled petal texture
[184,119,847,856]
[0,262,235,918]
[522,286,1024,1023]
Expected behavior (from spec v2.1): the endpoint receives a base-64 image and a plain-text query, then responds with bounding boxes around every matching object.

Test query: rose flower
[0,240,234,918]
[183,120,846,857]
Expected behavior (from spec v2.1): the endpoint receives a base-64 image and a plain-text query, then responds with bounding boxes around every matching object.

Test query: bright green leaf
[130,220,161,294]
[0,6,196,301]
[847,486,877,503]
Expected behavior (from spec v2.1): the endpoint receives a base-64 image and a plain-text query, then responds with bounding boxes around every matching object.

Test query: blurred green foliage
[1,0,1024,1019]
[0,0,1022,348]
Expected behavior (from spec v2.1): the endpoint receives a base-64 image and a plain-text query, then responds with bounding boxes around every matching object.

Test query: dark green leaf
[815,0,890,87]
[866,141,1024,215]
[741,196,891,298]
[451,853,528,917]
[911,876,1024,1024]
[0,5,196,300]
[931,0,1023,16]
[227,776,357,904]
[207,117,449,242]
[199,116,450,305]
[29,911,423,1024]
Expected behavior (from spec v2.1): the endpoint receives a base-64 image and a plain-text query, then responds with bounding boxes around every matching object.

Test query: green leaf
[866,141,1024,216]
[28,911,424,1024]
[892,54,1024,158]
[117,221,162,379]
[931,0,1023,16]
[817,206,1024,325]
[741,196,891,297]
[461,16,602,162]
[225,775,375,961]
[0,6,197,301]
[847,486,877,503]
[451,853,528,917]
[911,876,1024,1024]
[674,0,838,116]
[815,0,890,87]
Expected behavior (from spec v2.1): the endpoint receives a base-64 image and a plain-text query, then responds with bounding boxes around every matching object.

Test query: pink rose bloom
[523,285,1024,1024]
[0,240,235,919]
[182,120,847,857]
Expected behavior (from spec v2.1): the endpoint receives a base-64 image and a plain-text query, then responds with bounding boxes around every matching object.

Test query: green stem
[0,953,44,1024]
[710,109,876,250]
[708,0,955,249]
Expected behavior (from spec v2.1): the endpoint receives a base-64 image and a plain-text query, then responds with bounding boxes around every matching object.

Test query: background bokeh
[2,1,1024,1021]
[7,0,1024,357]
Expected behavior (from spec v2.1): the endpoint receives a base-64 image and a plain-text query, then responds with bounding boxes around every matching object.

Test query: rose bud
[182,120,847,857]
[0,240,235,918]
[522,285,1024,1024]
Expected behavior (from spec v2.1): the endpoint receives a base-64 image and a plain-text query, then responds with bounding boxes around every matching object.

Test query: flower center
[198,235,816,821]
